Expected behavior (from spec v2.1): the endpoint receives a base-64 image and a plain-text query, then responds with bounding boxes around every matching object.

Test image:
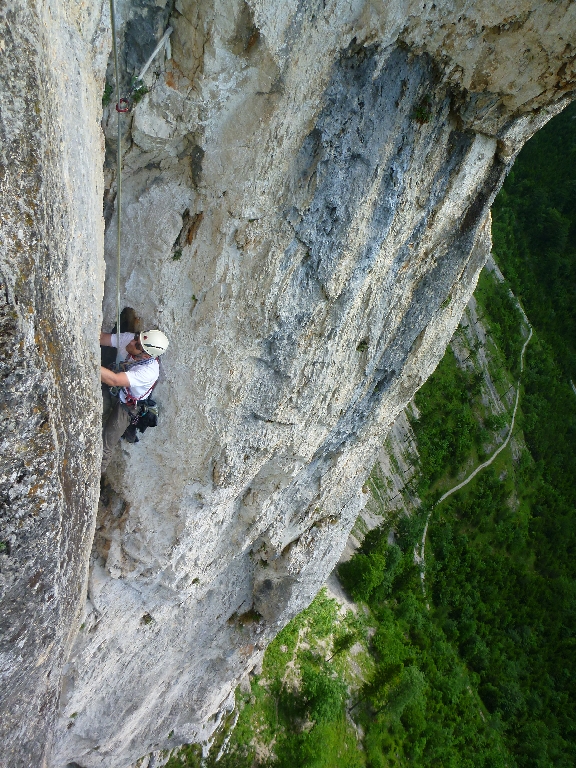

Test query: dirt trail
[417,299,533,596]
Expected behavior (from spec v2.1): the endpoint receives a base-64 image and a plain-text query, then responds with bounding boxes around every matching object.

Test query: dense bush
[411,349,482,487]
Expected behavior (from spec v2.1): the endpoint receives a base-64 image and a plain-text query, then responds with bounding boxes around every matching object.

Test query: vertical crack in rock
[0,0,105,765]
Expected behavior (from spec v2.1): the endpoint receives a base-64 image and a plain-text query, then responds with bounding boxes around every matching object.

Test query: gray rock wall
[1,1,575,766]
[0,1,107,765]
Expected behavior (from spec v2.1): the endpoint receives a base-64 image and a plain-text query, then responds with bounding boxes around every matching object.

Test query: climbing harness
[109,355,158,405]
[122,375,157,408]
[108,354,160,443]
[117,355,160,438]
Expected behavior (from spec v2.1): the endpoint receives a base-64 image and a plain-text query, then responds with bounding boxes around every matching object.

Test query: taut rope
[109,0,122,363]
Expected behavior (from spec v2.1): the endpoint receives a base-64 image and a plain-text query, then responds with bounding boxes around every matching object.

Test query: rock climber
[100,328,169,474]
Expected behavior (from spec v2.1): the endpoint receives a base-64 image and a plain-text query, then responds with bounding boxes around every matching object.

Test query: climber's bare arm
[100,332,113,346]
[100,367,130,387]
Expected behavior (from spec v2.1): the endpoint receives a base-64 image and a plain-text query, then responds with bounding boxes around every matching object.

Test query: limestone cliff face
[0,1,107,765]
[1,1,574,766]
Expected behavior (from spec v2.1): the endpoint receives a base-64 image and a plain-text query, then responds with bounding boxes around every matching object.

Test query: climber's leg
[101,400,131,474]
[102,384,114,424]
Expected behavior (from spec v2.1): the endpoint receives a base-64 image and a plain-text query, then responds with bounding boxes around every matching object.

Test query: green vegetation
[492,99,576,381]
[412,347,482,488]
[474,270,524,377]
[340,511,510,768]
[102,82,113,107]
[167,743,202,767]
[166,591,367,768]
[412,96,433,124]
[336,267,576,765]
[128,76,150,106]
[411,267,524,497]
[131,84,149,105]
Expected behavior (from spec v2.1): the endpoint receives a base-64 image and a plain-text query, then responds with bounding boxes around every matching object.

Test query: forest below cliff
[165,103,576,768]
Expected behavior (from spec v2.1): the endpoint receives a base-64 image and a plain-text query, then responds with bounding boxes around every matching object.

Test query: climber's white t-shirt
[111,332,159,403]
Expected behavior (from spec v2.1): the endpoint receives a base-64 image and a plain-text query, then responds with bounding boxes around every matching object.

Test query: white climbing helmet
[140,329,169,357]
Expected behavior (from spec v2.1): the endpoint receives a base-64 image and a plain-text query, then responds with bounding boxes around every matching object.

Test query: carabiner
[116,98,130,113]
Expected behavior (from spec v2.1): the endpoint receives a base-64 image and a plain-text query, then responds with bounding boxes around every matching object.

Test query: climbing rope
[107,3,173,363]
[109,0,123,364]
[137,26,173,83]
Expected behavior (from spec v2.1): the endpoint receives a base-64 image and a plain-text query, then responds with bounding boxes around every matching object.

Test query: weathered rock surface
[1,1,575,766]
[0,1,108,765]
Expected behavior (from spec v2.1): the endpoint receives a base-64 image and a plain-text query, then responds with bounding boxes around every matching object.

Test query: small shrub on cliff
[102,82,113,107]
[412,96,433,124]
[339,529,402,602]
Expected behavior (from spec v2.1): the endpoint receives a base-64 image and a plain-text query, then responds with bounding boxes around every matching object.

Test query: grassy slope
[337,269,528,768]
[339,263,576,767]
[167,591,369,768]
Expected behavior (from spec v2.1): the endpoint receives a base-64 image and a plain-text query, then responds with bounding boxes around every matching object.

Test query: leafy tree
[300,662,348,723]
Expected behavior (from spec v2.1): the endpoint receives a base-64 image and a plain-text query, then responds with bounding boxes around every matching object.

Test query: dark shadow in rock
[124,0,176,77]
[100,306,140,368]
